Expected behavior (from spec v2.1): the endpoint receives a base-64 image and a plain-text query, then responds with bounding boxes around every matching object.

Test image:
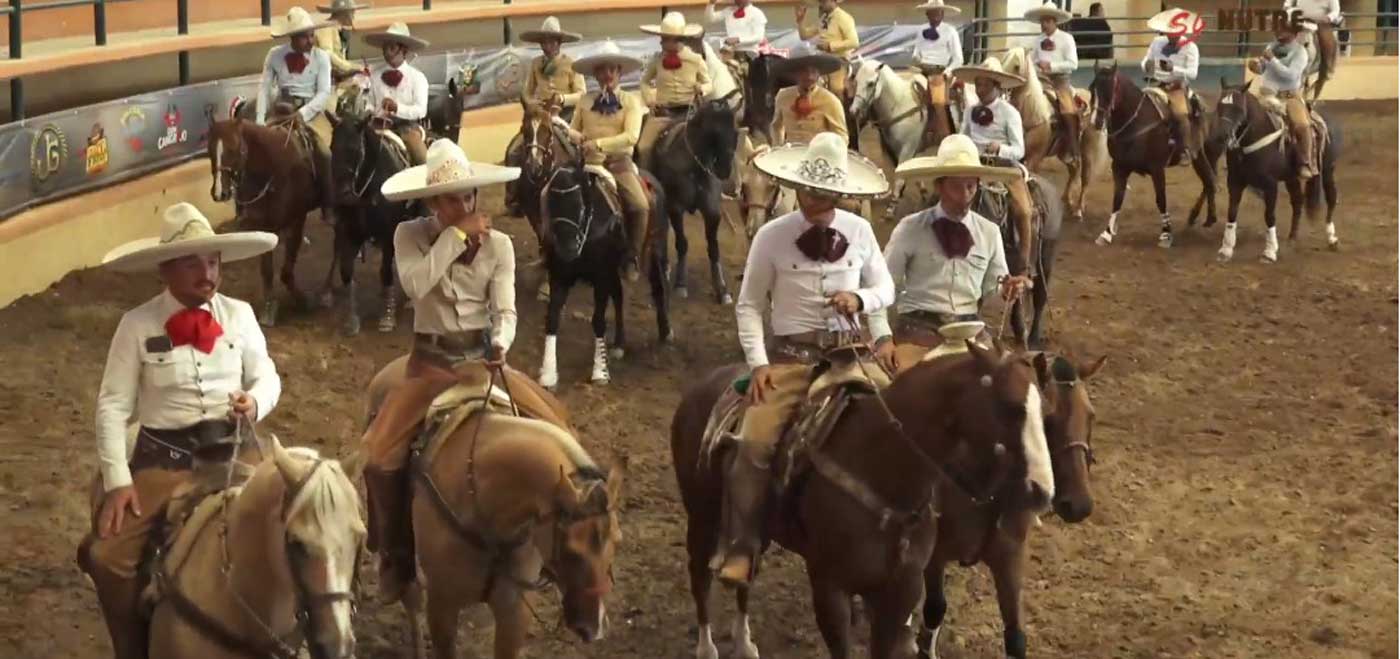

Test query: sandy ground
[0,100,1395,659]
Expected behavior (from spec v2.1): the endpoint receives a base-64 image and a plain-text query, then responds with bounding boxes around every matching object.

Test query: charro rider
[771,42,848,145]
[316,0,369,96]
[505,16,586,215]
[871,134,1032,373]
[1021,1,1080,167]
[1141,8,1202,163]
[795,0,859,100]
[564,40,653,282]
[361,139,569,600]
[257,6,341,225]
[950,57,1036,276]
[909,0,964,137]
[717,132,894,586]
[364,22,432,164]
[1248,10,1317,182]
[77,203,281,659]
[1284,0,1341,92]
[638,12,713,170]
[705,0,768,71]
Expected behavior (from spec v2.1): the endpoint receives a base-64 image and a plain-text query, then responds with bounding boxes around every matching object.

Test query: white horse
[846,57,931,218]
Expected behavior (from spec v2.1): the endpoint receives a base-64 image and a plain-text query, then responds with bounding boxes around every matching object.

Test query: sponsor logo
[121,107,148,153]
[86,123,110,175]
[29,124,69,184]
[158,104,190,150]
[1216,9,1304,33]
[496,51,524,97]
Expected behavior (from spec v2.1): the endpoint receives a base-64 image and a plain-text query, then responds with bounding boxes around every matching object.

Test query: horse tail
[1305,111,1341,223]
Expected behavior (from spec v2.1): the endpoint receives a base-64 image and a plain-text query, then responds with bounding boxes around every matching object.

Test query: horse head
[545,166,596,263]
[330,111,371,205]
[447,61,482,116]
[742,54,782,144]
[847,59,885,125]
[545,461,626,642]
[734,129,776,238]
[1089,62,1121,130]
[1215,78,1257,149]
[692,98,739,181]
[207,119,247,203]
[1033,352,1106,523]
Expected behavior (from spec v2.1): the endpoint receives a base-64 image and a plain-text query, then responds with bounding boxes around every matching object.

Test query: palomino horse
[1087,63,1219,249]
[1211,80,1341,263]
[148,437,365,659]
[208,118,323,326]
[539,163,672,388]
[847,58,942,219]
[918,351,1106,659]
[672,343,1055,659]
[650,98,740,304]
[734,129,786,241]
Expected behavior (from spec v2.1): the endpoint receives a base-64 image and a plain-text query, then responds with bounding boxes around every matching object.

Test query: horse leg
[917,561,949,659]
[1027,241,1052,350]
[379,237,399,333]
[702,199,733,305]
[320,221,343,310]
[1284,177,1306,241]
[727,586,761,659]
[1190,147,1219,228]
[671,205,691,299]
[609,271,627,359]
[403,581,428,659]
[1094,164,1130,246]
[988,540,1031,659]
[1323,163,1339,250]
[540,276,567,390]
[339,230,361,337]
[281,215,310,308]
[649,242,674,343]
[425,585,463,659]
[1152,167,1173,248]
[808,571,853,659]
[591,281,612,385]
[488,586,530,659]
[1260,183,1280,263]
[258,251,279,327]
[865,567,925,659]
[1218,180,1246,263]
[689,522,721,659]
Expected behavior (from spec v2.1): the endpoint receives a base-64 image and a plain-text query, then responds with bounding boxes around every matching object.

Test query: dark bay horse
[971,173,1064,349]
[1087,64,1218,249]
[672,344,1055,659]
[537,163,671,390]
[1210,80,1340,263]
[208,118,321,326]
[739,53,793,147]
[918,351,1106,659]
[649,99,740,304]
[425,62,482,141]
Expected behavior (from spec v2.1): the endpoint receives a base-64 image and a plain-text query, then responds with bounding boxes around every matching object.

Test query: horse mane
[281,447,366,535]
[1003,48,1052,127]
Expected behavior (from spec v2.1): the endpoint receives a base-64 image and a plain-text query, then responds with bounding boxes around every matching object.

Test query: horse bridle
[1047,377,1096,468]
[546,167,598,259]
[1216,90,1253,153]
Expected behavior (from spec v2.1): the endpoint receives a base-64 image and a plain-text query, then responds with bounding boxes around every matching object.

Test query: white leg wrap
[1095,212,1118,246]
[731,615,760,659]
[540,335,559,389]
[590,337,611,384]
[1218,223,1237,262]
[696,624,719,659]
[1262,226,1280,262]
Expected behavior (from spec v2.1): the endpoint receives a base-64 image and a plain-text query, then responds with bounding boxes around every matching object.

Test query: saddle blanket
[418,380,593,472]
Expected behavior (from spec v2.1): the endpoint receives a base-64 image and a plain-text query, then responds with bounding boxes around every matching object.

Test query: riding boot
[80,540,149,659]
[714,452,771,587]
[315,147,339,226]
[623,207,649,283]
[1172,113,1195,164]
[364,466,416,602]
[1059,111,1081,169]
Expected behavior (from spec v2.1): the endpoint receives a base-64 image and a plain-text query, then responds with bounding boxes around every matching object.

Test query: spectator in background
[1071,2,1115,62]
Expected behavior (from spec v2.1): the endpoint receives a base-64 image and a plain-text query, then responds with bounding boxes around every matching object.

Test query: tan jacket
[641,47,713,107]
[315,25,361,78]
[571,88,645,165]
[773,86,848,144]
[523,54,588,109]
[798,7,859,59]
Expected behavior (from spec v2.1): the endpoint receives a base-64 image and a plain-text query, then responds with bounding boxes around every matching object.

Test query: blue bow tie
[923,27,940,41]
[592,91,621,115]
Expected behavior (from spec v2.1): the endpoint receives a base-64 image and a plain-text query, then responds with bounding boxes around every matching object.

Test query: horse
[649,98,740,304]
[672,343,1056,659]
[917,351,1106,659]
[538,162,672,389]
[1086,63,1219,249]
[514,106,578,277]
[147,437,365,659]
[847,58,936,219]
[1210,79,1340,263]
[969,173,1064,349]
[740,53,794,147]
[426,61,482,141]
[326,95,416,336]
[697,38,743,112]
[208,118,322,327]
[734,128,786,241]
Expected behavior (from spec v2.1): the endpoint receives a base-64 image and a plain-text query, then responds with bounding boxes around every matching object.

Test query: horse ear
[1219,76,1228,90]
[966,340,1000,375]
[269,434,306,486]
[449,77,458,97]
[1076,355,1108,381]
[1242,77,1254,92]
[605,456,629,512]
[1032,352,1053,387]
[554,465,582,510]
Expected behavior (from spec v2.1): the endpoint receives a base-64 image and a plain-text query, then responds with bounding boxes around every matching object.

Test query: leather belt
[902,310,980,328]
[651,104,692,118]
[917,65,947,76]
[769,331,862,365]
[130,420,237,473]
[414,331,486,355]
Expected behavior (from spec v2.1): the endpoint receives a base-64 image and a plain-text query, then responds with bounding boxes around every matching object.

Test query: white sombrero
[317,0,369,14]
[894,134,1020,182]
[521,16,582,44]
[915,0,962,14]
[772,41,843,77]
[1023,1,1072,23]
[102,203,278,273]
[382,139,520,202]
[572,39,644,75]
[1147,8,1205,36]
[754,132,889,199]
[363,22,430,50]
[640,11,704,38]
[272,7,337,38]
[950,57,1025,88]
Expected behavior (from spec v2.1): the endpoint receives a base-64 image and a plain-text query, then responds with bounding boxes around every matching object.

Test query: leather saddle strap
[806,449,932,532]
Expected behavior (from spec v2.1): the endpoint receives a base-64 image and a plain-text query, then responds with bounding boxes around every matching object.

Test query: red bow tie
[734,6,746,18]
[932,216,974,259]
[284,51,309,74]
[1041,38,1056,52]
[381,68,404,88]
[166,308,224,354]
[793,94,814,118]
[662,52,683,70]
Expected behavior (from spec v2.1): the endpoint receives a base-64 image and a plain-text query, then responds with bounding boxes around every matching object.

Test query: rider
[910,0,964,136]
[566,41,653,283]
[1249,12,1316,181]
[771,43,848,145]
[520,16,587,118]
[316,0,368,94]
[258,6,340,225]
[705,0,768,68]
[78,203,281,659]
[870,135,1031,372]
[1284,0,1342,88]
[638,12,713,170]
[365,23,431,164]
[1142,8,1202,162]
[796,0,859,99]
[951,59,1036,278]
[1021,1,1080,167]
[717,132,894,586]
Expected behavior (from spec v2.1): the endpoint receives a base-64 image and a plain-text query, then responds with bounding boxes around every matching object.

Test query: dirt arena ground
[0,100,1395,659]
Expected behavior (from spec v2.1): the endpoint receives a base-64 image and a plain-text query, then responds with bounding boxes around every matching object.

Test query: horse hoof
[1072,210,1084,222]
[718,293,734,306]
[676,286,690,300]
[1157,233,1174,248]
[1094,232,1113,246]
[1260,252,1278,264]
[1203,218,1217,228]
[377,316,396,333]
[319,291,335,309]
[590,375,611,385]
[1327,238,1340,251]
[259,302,279,327]
[1216,249,1234,263]
[609,347,626,360]
[660,329,675,344]
[342,316,361,337]
[539,373,559,391]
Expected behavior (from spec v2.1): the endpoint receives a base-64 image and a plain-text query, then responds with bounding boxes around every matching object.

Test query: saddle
[975,168,1046,276]
[1251,96,1329,165]
[412,367,578,468]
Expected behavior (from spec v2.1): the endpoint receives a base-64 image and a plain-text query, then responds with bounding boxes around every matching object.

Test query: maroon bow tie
[285,51,309,74]
[1041,38,1056,52]
[971,105,994,127]
[456,236,483,265]
[381,69,404,88]
[932,216,973,259]
[796,224,850,263]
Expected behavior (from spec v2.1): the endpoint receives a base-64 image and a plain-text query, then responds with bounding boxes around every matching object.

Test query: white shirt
[370,62,430,122]
[961,96,1025,161]
[95,291,281,491]
[1141,36,1200,84]
[1260,41,1309,92]
[1285,0,1341,24]
[868,204,1009,340]
[257,44,334,124]
[1022,28,1078,76]
[736,209,895,369]
[912,22,964,69]
[704,3,768,52]
[395,219,518,350]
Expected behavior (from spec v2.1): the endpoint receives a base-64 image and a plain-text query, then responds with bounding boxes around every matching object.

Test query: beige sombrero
[272,7,337,38]
[572,39,644,75]
[640,11,704,38]
[754,132,889,199]
[915,0,962,14]
[363,22,430,50]
[317,0,369,14]
[894,134,1020,182]
[951,57,1025,88]
[521,16,582,44]
[772,41,842,77]
[102,203,277,273]
[1147,8,1205,36]
[382,139,520,202]
[1023,1,1072,23]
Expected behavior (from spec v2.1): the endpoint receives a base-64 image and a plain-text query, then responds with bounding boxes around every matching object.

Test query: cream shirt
[394,219,518,349]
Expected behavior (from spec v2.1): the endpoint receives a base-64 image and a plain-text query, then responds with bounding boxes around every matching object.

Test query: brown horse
[917,351,1106,659]
[510,107,577,301]
[672,343,1055,659]
[1086,63,1219,249]
[207,118,322,326]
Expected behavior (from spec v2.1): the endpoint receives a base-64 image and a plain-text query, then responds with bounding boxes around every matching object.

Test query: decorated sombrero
[753,132,889,199]
[363,22,430,50]
[950,57,1025,88]
[572,39,644,75]
[915,0,962,14]
[1023,1,1071,23]
[317,0,369,14]
[521,16,583,44]
[102,203,277,272]
[640,11,704,38]
[772,41,842,77]
[272,7,336,38]
[381,139,520,201]
[893,134,1020,182]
